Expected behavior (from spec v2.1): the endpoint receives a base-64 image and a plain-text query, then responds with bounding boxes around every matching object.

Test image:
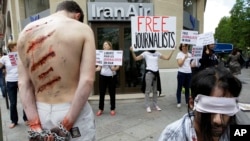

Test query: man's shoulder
[158,114,190,141]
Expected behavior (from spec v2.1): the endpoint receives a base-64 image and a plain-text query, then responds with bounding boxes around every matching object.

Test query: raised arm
[160,49,175,60]
[177,54,188,67]
[61,25,96,131]
[130,46,143,61]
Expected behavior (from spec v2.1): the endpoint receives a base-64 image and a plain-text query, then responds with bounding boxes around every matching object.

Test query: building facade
[0,0,206,95]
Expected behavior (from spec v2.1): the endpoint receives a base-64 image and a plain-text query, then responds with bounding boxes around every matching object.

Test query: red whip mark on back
[25,20,52,32]
[38,67,54,80]
[26,30,55,54]
[37,76,61,93]
[31,51,55,72]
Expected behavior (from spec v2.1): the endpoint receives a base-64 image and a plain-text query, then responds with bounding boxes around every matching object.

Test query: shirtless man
[17,1,96,140]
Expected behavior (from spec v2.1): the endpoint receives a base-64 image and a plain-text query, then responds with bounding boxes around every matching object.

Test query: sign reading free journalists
[131,16,176,51]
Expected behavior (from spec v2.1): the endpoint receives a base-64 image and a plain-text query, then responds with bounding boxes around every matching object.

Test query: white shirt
[176,52,192,73]
[0,52,18,82]
[141,51,161,72]
[100,65,116,76]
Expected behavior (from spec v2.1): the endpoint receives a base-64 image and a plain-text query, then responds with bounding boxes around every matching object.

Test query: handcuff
[28,123,70,141]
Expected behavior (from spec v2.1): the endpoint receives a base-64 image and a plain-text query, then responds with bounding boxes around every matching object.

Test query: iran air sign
[131,16,176,50]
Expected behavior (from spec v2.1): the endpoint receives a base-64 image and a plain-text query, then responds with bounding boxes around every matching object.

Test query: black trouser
[98,75,116,111]
[7,81,27,124]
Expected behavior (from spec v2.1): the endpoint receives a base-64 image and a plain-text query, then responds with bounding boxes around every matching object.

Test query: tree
[215,0,250,53]
[214,16,232,43]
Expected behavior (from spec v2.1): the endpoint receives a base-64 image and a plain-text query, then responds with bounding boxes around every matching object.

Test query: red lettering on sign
[137,16,170,32]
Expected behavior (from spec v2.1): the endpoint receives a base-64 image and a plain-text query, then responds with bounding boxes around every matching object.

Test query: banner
[96,50,123,66]
[180,30,198,45]
[131,16,176,50]
[8,52,18,66]
[196,32,215,46]
[191,46,203,59]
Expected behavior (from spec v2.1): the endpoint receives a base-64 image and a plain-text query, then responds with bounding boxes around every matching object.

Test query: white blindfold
[194,94,239,116]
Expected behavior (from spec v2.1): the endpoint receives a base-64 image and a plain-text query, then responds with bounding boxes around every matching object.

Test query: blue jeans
[0,77,6,97]
[7,81,27,124]
[176,72,192,104]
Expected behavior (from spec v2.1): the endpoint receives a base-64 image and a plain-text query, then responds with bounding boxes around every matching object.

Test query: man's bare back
[18,13,95,104]
[18,2,96,140]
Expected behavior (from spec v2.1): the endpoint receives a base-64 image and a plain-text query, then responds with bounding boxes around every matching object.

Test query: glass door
[92,23,145,94]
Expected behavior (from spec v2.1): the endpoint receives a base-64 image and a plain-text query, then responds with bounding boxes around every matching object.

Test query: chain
[28,127,70,141]
[58,123,70,141]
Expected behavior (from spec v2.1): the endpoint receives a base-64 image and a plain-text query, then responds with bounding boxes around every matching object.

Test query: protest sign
[131,16,176,50]
[191,46,203,59]
[180,30,198,45]
[196,32,215,46]
[8,52,18,66]
[96,50,104,66]
[96,50,123,66]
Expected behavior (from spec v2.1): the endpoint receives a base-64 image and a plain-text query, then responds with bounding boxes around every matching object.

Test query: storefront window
[24,0,49,18]
[89,0,150,2]
[183,0,197,17]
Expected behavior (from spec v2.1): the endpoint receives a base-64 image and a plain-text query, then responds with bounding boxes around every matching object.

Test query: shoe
[155,106,162,111]
[110,110,116,116]
[96,110,103,116]
[9,123,17,129]
[177,104,181,108]
[146,107,151,113]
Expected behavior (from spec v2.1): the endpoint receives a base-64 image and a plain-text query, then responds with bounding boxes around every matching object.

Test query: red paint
[37,76,61,93]
[62,117,73,131]
[28,117,42,131]
[25,20,51,33]
[26,30,55,54]
[31,51,55,72]
[38,67,54,80]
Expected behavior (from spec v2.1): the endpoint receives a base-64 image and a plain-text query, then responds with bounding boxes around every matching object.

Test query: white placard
[196,32,215,46]
[131,16,176,51]
[180,30,198,45]
[96,50,104,66]
[191,46,203,59]
[8,52,18,66]
[96,50,123,66]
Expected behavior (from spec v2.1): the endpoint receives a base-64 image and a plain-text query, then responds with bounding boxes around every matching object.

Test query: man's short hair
[56,1,84,22]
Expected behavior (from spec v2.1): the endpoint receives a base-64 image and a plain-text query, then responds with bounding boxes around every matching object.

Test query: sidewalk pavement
[1,68,250,141]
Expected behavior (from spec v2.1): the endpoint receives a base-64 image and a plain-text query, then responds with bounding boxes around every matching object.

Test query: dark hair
[56,1,84,22]
[179,43,188,51]
[148,50,156,53]
[190,67,241,141]
[231,48,238,55]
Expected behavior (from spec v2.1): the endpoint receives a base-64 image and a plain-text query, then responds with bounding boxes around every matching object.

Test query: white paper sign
[96,50,104,66]
[96,50,123,66]
[196,32,215,46]
[191,46,203,59]
[180,30,198,45]
[131,16,176,51]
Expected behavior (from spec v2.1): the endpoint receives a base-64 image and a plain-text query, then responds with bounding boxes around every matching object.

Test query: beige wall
[197,0,205,33]
[152,0,183,69]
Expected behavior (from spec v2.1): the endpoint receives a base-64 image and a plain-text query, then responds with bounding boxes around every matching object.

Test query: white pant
[37,102,96,141]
